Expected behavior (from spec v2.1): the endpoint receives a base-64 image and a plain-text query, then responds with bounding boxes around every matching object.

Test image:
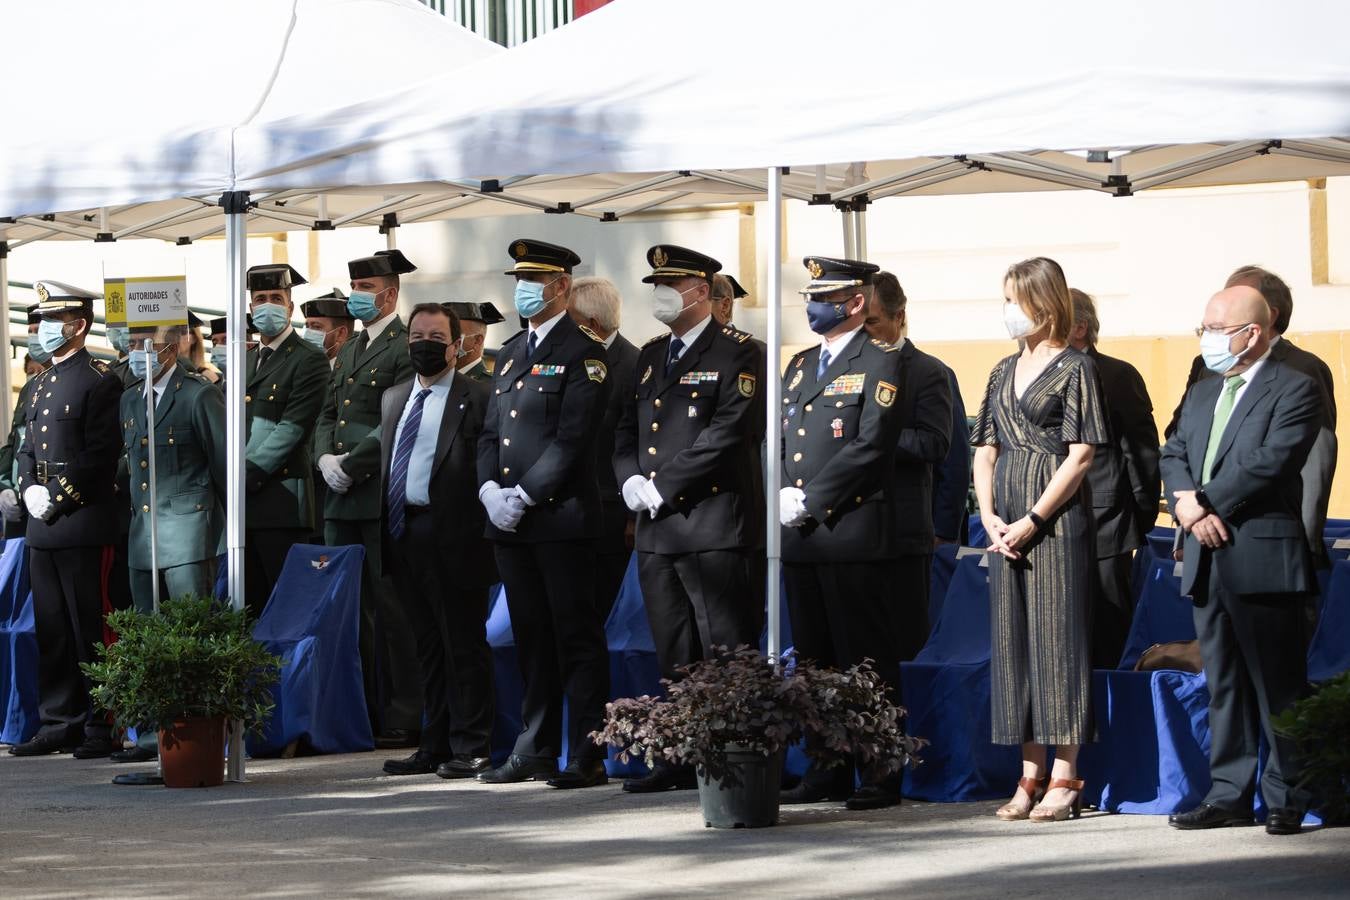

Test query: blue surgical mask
[806,298,851,335]
[299,326,327,350]
[106,325,131,355]
[513,279,553,319]
[27,333,52,365]
[37,319,73,354]
[128,347,159,381]
[251,303,290,338]
[346,290,381,322]
[210,345,228,371]
[1200,324,1254,375]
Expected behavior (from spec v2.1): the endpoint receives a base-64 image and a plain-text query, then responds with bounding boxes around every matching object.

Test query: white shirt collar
[361,310,398,343]
[1269,333,1282,347]
[602,330,618,350]
[528,309,568,346]
[822,324,864,360]
[152,364,176,401]
[672,313,712,348]
[457,356,484,376]
[263,326,293,350]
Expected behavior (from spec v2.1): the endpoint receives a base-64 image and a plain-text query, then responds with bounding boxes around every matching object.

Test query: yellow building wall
[923,331,1350,518]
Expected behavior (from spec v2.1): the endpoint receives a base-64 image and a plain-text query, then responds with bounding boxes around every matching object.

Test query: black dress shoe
[373,729,421,750]
[71,736,116,759]
[1168,803,1254,830]
[547,759,608,789]
[110,746,158,763]
[781,770,853,805]
[7,732,75,757]
[622,763,697,793]
[1265,807,1304,835]
[845,784,903,811]
[436,755,492,779]
[477,754,560,784]
[382,750,448,776]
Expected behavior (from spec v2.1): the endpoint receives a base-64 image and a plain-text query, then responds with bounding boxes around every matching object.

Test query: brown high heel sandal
[1029,777,1085,822]
[995,776,1048,821]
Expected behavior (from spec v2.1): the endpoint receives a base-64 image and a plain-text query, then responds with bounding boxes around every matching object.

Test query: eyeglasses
[1193,322,1253,338]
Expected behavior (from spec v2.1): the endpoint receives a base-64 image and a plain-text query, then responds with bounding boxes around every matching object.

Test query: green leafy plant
[81,595,282,734]
[1273,671,1350,823]
[594,645,925,781]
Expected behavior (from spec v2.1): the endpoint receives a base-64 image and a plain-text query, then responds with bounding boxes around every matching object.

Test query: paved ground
[1,749,1346,898]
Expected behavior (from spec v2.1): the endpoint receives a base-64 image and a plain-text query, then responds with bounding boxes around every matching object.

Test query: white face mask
[1003,302,1036,340]
[651,284,697,325]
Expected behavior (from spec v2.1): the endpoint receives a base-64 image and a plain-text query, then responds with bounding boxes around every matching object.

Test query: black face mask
[408,340,450,377]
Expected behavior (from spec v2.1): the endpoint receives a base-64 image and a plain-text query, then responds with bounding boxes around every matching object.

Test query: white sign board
[123,276,187,328]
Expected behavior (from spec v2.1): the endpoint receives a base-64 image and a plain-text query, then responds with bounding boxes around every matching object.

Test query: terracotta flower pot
[158,717,226,788]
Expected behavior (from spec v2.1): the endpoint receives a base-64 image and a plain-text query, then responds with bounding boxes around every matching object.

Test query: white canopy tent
[3,0,1349,779]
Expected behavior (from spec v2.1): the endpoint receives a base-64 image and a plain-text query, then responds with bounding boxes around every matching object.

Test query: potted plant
[82,595,282,788]
[595,645,925,828]
[1273,671,1350,824]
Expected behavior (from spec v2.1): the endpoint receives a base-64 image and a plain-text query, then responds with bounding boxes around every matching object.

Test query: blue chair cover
[914,552,990,666]
[1309,559,1350,682]
[1118,556,1195,670]
[928,542,960,631]
[247,544,372,755]
[967,514,986,551]
[0,539,38,745]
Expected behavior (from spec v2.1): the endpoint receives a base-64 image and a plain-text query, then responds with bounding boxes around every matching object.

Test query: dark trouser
[1092,552,1134,670]
[390,507,494,758]
[894,552,932,661]
[785,558,904,788]
[594,550,630,627]
[30,545,112,743]
[495,540,609,762]
[637,549,759,680]
[1194,563,1310,813]
[243,526,308,618]
[108,535,134,614]
[129,560,216,614]
[327,517,422,734]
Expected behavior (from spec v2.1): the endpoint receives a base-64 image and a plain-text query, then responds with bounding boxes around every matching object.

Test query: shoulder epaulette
[90,358,110,374]
[720,325,752,344]
[641,333,668,349]
[501,328,528,347]
[869,337,899,352]
[578,324,605,343]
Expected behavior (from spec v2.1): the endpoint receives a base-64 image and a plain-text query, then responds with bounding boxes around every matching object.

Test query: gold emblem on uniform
[584,358,608,383]
[788,369,803,390]
[36,282,50,301]
[640,364,652,385]
[513,241,528,258]
[875,380,897,408]
[500,357,514,376]
[738,372,756,398]
[652,247,668,268]
[807,259,823,279]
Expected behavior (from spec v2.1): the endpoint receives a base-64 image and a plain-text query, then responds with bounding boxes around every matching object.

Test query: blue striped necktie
[527,331,538,358]
[817,348,831,380]
[666,336,684,376]
[387,388,432,540]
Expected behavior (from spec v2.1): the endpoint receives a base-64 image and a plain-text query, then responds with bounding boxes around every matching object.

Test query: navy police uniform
[477,240,611,777]
[11,283,124,757]
[614,245,763,681]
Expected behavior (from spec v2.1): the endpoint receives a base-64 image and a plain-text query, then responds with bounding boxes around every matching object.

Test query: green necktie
[1201,374,1245,483]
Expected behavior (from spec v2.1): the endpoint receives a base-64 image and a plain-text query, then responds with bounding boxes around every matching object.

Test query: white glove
[480,483,526,532]
[512,484,535,508]
[621,475,649,513]
[638,478,663,518]
[0,488,22,522]
[779,487,809,527]
[318,453,353,493]
[23,485,53,522]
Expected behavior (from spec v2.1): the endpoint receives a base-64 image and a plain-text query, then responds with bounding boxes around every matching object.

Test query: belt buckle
[35,460,49,484]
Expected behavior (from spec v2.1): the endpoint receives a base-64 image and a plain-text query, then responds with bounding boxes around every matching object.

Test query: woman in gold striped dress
[971,257,1108,823]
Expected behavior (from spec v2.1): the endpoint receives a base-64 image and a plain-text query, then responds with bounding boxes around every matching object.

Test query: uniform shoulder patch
[875,380,898,407]
[584,358,608,383]
[721,325,752,344]
[89,358,110,374]
[869,337,899,352]
[641,333,667,349]
[578,324,605,343]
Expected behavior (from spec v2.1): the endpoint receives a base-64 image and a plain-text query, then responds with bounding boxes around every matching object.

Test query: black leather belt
[35,460,67,484]
[404,504,432,517]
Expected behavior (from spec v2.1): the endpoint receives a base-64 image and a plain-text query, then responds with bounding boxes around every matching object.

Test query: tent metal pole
[855,207,868,261]
[765,167,783,662]
[221,190,249,784]
[0,239,11,436]
[841,209,856,258]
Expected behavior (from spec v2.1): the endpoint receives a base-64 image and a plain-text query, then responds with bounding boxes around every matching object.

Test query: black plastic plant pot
[696,745,784,829]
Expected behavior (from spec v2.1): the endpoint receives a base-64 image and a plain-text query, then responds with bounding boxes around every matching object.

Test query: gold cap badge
[36,282,50,302]
[513,241,528,258]
[652,247,668,268]
[807,259,823,279]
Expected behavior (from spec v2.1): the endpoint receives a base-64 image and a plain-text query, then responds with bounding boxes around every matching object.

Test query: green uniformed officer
[0,305,51,537]
[446,301,505,382]
[242,264,330,615]
[300,290,356,369]
[313,249,418,745]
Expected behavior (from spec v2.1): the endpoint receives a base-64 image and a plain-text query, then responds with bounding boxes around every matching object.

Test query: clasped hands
[480,481,530,532]
[981,513,1038,560]
[621,475,663,518]
[318,453,353,493]
[1172,490,1229,549]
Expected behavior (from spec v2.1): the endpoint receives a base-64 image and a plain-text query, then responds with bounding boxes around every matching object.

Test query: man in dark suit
[1069,289,1161,668]
[1165,266,1336,576]
[315,251,419,748]
[8,282,123,759]
[449,301,505,383]
[242,265,331,617]
[378,303,495,779]
[476,239,612,790]
[1162,286,1319,836]
[614,246,763,794]
[863,271,952,660]
[931,365,971,546]
[569,276,639,623]
[779,257,906,811]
